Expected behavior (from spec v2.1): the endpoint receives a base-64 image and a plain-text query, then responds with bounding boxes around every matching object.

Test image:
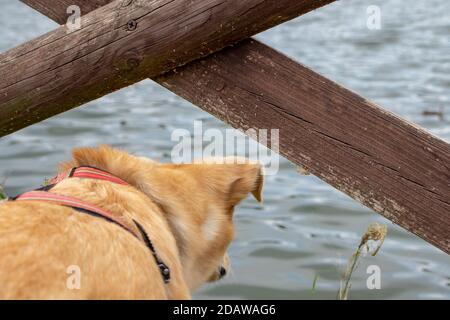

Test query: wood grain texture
[16,0,450,253]
[19,0,110,24]
[1,0,334,136]
[157,40,450,254]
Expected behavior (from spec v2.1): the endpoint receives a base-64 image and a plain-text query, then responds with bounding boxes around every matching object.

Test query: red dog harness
[12,166,171,284]
[48,166,129,186]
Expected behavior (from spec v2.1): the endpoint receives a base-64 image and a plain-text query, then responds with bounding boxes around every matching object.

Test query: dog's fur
[0,145,263,299]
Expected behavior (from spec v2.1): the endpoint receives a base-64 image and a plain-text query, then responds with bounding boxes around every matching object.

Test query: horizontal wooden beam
[17,0,450,253]
[1,0,334,137]
[156,40,450,254]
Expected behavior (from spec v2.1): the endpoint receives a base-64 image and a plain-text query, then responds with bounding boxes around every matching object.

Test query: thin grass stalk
[338,223,387,300]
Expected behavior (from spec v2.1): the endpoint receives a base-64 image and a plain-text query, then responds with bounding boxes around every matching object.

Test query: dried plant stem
[339,243,364,300]
[338,223,387,300]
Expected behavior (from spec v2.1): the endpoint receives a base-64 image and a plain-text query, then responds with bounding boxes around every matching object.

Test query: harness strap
[48,166,129,186]
[133,220,171,283]
[12,167,171,284]
[15,191,137,237]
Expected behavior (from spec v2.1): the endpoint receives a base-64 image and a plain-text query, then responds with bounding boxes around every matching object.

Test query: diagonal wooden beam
[19,0,108,24]
[16,0,450,253]
[157,40,450,254]
[1,0,335,137]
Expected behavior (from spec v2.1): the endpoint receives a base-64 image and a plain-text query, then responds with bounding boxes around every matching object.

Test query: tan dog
[0,145,263,299]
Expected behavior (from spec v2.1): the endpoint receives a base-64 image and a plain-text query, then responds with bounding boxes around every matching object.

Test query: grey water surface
[0,0,449,299]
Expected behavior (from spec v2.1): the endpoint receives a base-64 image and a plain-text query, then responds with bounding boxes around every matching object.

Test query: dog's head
[64,146,264,291]
[141,158,264,290]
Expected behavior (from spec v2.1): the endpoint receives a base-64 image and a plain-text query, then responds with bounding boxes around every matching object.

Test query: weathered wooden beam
[1,0,334,136]
[156,40,450,254]
[16,0,450,254]
[19,0,108,24]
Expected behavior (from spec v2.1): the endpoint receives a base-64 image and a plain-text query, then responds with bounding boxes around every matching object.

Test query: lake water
[0,0,449,299]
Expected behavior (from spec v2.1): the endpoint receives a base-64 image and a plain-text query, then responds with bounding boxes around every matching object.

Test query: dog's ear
[60,145,155,186]
[60,145,126,171]
[227,163,264,205]
[195,157,264,206]
[252,167,264,202]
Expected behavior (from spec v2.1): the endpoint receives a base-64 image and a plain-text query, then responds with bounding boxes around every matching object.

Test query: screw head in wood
[126,20,138,31]
[126,58,140,70]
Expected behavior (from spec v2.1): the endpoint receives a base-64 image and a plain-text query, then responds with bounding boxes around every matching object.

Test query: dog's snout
[219,266,227,278]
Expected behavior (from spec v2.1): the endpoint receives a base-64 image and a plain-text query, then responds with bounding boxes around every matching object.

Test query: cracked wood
[1,0,334,136]
[157,39,450,254]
